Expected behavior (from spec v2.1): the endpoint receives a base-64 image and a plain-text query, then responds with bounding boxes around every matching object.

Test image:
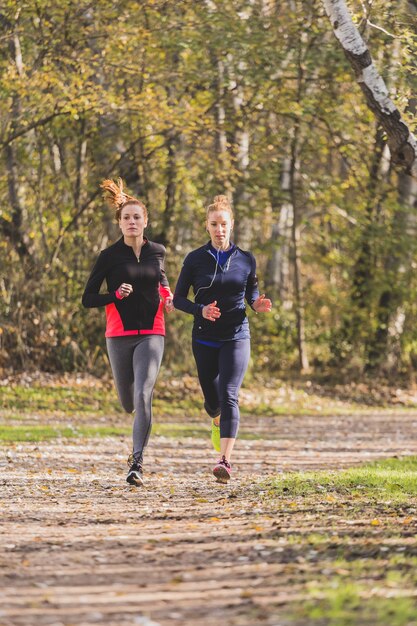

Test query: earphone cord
[194,249,220,300]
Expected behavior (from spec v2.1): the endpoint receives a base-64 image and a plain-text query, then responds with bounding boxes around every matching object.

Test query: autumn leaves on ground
[2,375,417,626]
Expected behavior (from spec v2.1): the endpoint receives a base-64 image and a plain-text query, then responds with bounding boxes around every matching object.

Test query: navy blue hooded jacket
[173,242,259,341]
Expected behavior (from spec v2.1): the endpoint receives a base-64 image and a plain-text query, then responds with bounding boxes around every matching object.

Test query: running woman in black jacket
[173,195,271,483]
[82,179,173,486]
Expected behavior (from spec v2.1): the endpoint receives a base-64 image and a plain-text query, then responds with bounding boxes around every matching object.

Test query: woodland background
[1,0,417,381]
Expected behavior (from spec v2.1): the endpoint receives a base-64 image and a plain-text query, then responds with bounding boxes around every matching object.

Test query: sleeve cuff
[159,285,173,300]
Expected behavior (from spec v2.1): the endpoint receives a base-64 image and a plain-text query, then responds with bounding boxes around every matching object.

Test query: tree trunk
[74,118,88,211]
[2,19,30,260]
[351,127,387,314]
[231,63,252,250]
[354,29,415,372]
[322,0,417,176]
[4,142,30,260]
[158,76,180,245]
[367,171,417,372]
[289,125,309,372]
[266,154,293,308]
[213,58,230,190]
[161,128,178,246]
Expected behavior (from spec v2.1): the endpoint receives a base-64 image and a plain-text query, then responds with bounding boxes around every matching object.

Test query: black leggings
[192,339,250,438]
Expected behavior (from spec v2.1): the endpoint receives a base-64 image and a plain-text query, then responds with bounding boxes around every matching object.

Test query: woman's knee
[134,388,153,407]
[120,398,134,413]
[220,384,239,403]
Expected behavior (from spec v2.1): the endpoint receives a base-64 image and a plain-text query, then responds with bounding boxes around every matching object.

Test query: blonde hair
[206,194,234,218]
[100,178,148,221]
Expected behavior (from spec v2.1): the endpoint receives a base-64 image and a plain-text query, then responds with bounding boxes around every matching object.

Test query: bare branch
[366,20,397,39]
[1,110,72,147]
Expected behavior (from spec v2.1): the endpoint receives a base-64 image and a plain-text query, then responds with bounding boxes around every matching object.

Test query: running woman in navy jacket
[82,179,173,486]
[173,195,271,483]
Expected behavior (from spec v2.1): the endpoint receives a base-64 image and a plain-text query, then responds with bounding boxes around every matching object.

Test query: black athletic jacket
[82,237,172,337]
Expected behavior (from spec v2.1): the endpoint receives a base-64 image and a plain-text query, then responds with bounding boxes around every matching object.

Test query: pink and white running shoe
[213,456,232,483]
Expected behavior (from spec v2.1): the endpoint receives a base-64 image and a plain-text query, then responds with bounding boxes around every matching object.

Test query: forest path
[2,409,417,626]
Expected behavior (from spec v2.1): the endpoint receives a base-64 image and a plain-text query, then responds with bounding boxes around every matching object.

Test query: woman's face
[119,204,148,238]
[206,210,234,249]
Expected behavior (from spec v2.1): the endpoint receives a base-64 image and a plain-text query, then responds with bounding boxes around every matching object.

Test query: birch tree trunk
[231,61,252,250]
[265,154,293,308]
[322,0,417,176]
[214,58,230,190]
[289,124,310,372]
[157,48,181,245]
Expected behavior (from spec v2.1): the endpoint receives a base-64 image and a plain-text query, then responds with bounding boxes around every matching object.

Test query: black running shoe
[126,455,144,487]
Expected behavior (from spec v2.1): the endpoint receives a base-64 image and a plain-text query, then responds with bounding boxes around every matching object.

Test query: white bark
[215,60,227,157]
[231,59,252,249]
[266,151,293,306]
[322,0,417,176]
[268,202,293,305]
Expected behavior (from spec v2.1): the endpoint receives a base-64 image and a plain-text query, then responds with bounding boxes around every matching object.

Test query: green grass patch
[4,382,414,419]
[0,425,81,442]
[153,397,203,417]
[0,385,121,414]
[265,456,417,500]
[0,422,212,442]
[264,460,417,624]
[291,580,417,626]
[0,384,205,417]
[79,423,209,439]
[154,423,208,438]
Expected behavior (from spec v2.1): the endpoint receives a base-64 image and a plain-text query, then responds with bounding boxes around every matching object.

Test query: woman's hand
[252,294,272,313]
[202,300,221,322]
[117,283,133,299]
[164,297,174,313]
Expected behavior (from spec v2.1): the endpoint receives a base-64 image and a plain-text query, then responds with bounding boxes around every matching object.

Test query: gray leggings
[106,335,164,460]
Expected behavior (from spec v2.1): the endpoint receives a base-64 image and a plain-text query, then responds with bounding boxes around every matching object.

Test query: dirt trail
[2,411,417,626]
